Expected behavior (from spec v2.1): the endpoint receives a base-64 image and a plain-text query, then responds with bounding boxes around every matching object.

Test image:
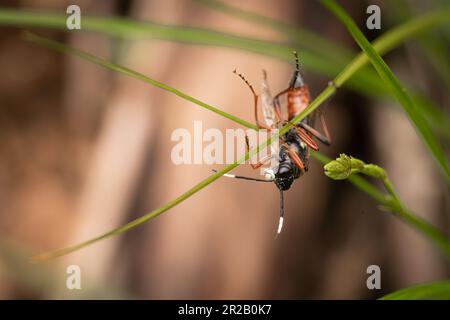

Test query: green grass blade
[29,37,331,261]
[0,8,444,100]
[413,94,450,141]
[23,32,257,130]
[195,1,450,141]
[2,8,450,140]
[380,281,450,299]
[332,7,450,141]
[195,0,354,61]
[29,28,448,259]
[33,162,242,261]
[321,0,450,184]
[417,32,450,89]
[24,5,450,258]
[197,0,450,141]
[398,207,450,259]
[0,9,341,78]
[391,0,450,89]
[331,6,450,86]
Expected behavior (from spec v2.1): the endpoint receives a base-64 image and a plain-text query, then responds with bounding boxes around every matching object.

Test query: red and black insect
[220,52,332,234]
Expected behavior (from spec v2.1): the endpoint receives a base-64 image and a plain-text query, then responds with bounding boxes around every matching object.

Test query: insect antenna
[214,168,285,235]
[294,50,300,72]
[233,69,257,96]
[212,169,271,183]
[290,51,304,88]
[277,189,285,235]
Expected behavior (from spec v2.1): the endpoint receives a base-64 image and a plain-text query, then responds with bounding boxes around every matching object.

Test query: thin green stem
[33,163,242,261]
[195,0,354,62]
[321,153,450,260]
[196,0,450,141]
[197,0,450,141]
[24,32,257,130]
[1,8,450,139]
[333,6,450,87]
[391,0,450,89]
[394,206,450,259]
[312,152,387,204]
[322,0,450,185]
[0,9,340,78]
[381,176,401,205]
[380,280,450,300]
[381,175,450,259]
[30,38,331,261]
[26,6,450,259]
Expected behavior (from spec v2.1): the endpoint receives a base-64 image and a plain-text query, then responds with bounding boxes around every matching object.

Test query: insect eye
[277,165,291,176]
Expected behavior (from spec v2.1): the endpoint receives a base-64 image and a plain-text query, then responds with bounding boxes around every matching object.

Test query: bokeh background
[0,0,449,299]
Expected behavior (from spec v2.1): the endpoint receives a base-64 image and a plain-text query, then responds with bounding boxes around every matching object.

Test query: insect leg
[212,169,272,182]
[273,95,285,122]
[245,135,275,169]
[293,126,319,151]
[286,146,306,173]
[298,116,331,146]
[233,70,271,130]
[273,88,290,104]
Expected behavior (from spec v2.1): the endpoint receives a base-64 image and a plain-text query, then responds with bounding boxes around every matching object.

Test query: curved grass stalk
[196,0,450,140]
[0,8,342,78]
[391,0,450,90]
[29,34,330,260]
[380,280,450,299]
[1,8,449,138]
[0,9,445,106]
[195,0,354,61]
[24,33,257,130]
[24,7,450,259]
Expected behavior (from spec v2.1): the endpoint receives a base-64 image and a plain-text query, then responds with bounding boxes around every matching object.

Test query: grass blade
[390,0,450,89]
[314,152,450,260]
[0,8,446,101]
[23,5,450,258]
[24,32,257,130]
[195,1,450,141]
[380,281,450,299]
[33,163,242,261]
[29,36,332,261]
[195,0,354,62]
[0,9,341,79]
[321,0,450,184]
[2,8,450,140]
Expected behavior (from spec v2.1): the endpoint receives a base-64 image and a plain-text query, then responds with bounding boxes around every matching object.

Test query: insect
[220,51,332,235]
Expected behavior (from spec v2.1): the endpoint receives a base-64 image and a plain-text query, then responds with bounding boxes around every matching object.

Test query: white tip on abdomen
[277,217,284,234]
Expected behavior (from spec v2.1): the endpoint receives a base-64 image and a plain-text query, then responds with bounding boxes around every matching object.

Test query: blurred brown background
[0,0,448,299]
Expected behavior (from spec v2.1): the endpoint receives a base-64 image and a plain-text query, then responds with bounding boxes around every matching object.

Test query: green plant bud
[324,154,352,179]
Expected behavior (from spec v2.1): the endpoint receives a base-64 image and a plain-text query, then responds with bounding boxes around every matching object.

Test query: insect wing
[260,71,277,127]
